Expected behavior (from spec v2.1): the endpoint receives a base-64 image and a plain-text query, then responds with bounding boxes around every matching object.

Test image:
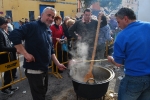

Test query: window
[29,11,35,21]
[60,11,64,20]
[6,10,12,19]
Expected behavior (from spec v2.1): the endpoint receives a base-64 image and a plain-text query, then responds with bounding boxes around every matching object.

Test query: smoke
[68,42,90,82]
[69,62,90,82]
[76,42,89,60]
[68,41,108,83]
[69,42,89,59]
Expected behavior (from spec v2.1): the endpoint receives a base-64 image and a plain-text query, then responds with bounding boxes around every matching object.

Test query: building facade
[138,0,150,22]
[122,0,150,22]
[0,0,77,28]
[122,0,139,16]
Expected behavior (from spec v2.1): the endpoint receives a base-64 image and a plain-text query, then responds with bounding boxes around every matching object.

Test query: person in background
[68,8,98,59]
[18,19,24,26]
[24,18,29,24]
[67,19,76,28]
[0,17,19,95]
[96,15,112,59]
[6,16,13,34]
[79,14,83,20]
[61,16,71,66]
[107,7,150,100]
[61,16,70,48]
[37,16,41,20]
[109,14,118,39]
[61,16,70,38]
[9,7,66,100]
[30,19,36,22]
[50,15,67,72]
[5,16,18,78]
[66,19,75,60]
[75,15,80,20]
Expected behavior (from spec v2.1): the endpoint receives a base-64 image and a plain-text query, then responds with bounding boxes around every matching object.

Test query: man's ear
[41,13,43,18]
[124,16,129,22]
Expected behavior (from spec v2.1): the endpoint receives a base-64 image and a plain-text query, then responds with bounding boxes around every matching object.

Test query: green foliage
[100,0,122,10]
[80,0,122,11]
[79,0,98,8]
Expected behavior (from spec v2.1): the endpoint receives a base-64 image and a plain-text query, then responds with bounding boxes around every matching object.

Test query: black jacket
[61,23,72,39]
[68,19,98,46]
[9,20,55,72]
[0,28,16,64]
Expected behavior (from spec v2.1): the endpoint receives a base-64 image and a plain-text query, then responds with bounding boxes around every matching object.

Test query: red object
[0,12,3,14]
[50,24,64,48]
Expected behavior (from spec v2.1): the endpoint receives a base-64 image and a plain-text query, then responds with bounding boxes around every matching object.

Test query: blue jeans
[118,75,150,100]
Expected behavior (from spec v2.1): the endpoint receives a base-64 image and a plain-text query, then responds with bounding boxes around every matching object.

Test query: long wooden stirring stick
[84,59,108,62]
[84,12,103,83]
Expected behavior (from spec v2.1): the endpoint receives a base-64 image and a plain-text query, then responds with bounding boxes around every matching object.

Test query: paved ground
[0,55,124,100]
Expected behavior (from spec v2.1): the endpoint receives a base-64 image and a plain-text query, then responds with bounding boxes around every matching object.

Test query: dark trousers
[68,39,73,60]
[1,69,17,91]
[25,70,48,100]
[0,52,17,91]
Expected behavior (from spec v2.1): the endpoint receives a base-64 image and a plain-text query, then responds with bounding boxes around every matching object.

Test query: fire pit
[70,62,115,100]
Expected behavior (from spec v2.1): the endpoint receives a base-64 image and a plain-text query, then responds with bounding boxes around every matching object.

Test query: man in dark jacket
[9,7,66,100]
[68,8,98,59]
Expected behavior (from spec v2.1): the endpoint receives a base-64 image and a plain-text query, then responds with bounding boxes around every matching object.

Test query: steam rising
[69,42,89,82]
[76,42,89,60]
[68,40,112,83]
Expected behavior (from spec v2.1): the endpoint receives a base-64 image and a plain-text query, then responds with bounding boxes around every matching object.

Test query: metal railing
[49,40,68,79]
[0,52,26,90]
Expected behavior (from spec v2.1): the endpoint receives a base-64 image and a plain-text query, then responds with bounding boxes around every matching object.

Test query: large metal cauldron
[71,65,115,99]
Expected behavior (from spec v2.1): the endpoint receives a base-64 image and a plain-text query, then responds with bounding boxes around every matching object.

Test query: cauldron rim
[71,66,115,85]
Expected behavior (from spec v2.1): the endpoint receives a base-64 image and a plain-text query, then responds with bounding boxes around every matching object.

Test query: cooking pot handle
[107,67,115,79]
[86,78,97,84]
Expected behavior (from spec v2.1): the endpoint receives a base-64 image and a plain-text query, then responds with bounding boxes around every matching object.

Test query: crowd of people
[0,7,114,99]
[1,6,150,100]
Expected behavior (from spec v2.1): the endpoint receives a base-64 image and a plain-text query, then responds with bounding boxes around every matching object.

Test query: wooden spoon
[84,12,103,83]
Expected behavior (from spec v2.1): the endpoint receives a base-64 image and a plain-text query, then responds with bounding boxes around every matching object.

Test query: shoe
[9,87,19,92]
[58,70,63,73]
[1,89,14,95]
[13,76,18,80]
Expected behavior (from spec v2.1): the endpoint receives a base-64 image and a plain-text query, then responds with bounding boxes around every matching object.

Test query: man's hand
[107,56,122,67]
[24,53,35,62]
[107,56,114,63]
[51,54,66,70]
[57,64,66,71]
[16,51,20,54]
[14,44,35,62]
